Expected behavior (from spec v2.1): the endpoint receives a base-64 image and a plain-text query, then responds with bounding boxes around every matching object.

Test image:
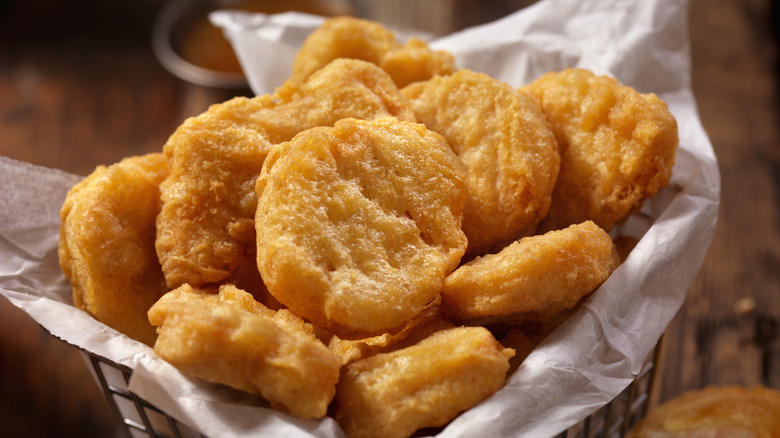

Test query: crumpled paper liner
[0,0,720,436]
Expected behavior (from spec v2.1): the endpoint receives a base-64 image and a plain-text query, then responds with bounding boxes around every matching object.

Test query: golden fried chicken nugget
[255,117,468,335]
[292,16,454,88]
[441,221,620,325]
[628,385,780,438]
[522,68,678,232]
[333,326,514,438]
[148,284,341,420]
[292,16,395,81]
[157,58,415,289]
[403,69,560,257]
[157,109,271,289]
[58,153,169,347]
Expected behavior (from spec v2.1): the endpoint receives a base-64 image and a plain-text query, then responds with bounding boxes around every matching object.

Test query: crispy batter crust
[58,153,170,346]
[156,59,416,288]
[441,221,620,325]
[522,68,678,232]
[255,117,468,334]
[292,16,455,88]
[148,284,341,419]
[403,69,560,257]
[627,386,780,438]
[334,326,514,438]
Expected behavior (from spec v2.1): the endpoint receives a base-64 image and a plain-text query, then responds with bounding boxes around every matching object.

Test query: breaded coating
[156,101,271,289]
[327,296,453,364]
[58,153,170,346]
[292,16,455,88]
[255,117,468,335]
[441,221,620,325]
[148,284,341,420]
[628,386,780,438]
[151,283,309,335]
[55,13,682,434]
[156,59,416,289]
[522,68,678,232]
[292,16,395,82]
[333,326,515,438]
[403,69,560,257]
[379,37,456,88]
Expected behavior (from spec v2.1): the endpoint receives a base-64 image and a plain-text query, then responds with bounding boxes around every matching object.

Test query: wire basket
[556,343,661,438]
[80,339,661,438]
[82,352,203,438]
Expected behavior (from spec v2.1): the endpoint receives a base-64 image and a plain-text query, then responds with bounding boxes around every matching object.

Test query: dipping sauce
[177,0,355,74]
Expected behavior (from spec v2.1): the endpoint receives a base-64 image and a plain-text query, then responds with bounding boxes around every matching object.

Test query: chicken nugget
[58,153,169,346]
[157,58,415,289]
[292,16,395,82]
[522,68,678,232]
[627,385,780,438]
[148,284,341,420]
[403,69,560,257]
[157,111,271,289]
[441,221,620,325]
[333,326,514,438]
[255,117,468,335]
[292,16,454,88]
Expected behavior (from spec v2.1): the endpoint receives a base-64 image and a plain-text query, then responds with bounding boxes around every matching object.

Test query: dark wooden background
[1,0,778,436]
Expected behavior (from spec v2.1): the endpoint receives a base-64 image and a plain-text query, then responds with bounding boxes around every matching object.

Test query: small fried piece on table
[627,385,780,438]
[441,221,620,325]
[157,58,415,289]
[403,69,560,257]
[334,326,515,438]
[148,284,341,420]
[292,16,455,88]
[255,117,468,335]
[522,68,678,232]
[58,153,169,346]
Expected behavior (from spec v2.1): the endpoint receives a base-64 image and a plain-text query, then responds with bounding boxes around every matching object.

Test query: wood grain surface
[657,0,780,402]
[0,0,778,436]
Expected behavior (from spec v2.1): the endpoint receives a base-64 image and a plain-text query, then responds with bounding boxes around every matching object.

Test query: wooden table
[658,0,780,400]
[0,0,778,436]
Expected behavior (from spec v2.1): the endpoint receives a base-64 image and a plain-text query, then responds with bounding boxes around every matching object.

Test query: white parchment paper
[0,0,720,436]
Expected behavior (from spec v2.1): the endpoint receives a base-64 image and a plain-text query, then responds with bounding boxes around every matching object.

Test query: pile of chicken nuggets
[57,16,678,438]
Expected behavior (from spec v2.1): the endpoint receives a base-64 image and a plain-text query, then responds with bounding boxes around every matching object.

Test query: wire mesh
[556,343,661,438]
[84,352,204,438]
[82,341,660,438]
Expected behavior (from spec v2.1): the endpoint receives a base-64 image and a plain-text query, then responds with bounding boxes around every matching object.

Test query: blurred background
[1,0,778,436]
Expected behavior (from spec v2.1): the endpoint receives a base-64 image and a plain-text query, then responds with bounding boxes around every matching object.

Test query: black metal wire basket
[81,340,661,438]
